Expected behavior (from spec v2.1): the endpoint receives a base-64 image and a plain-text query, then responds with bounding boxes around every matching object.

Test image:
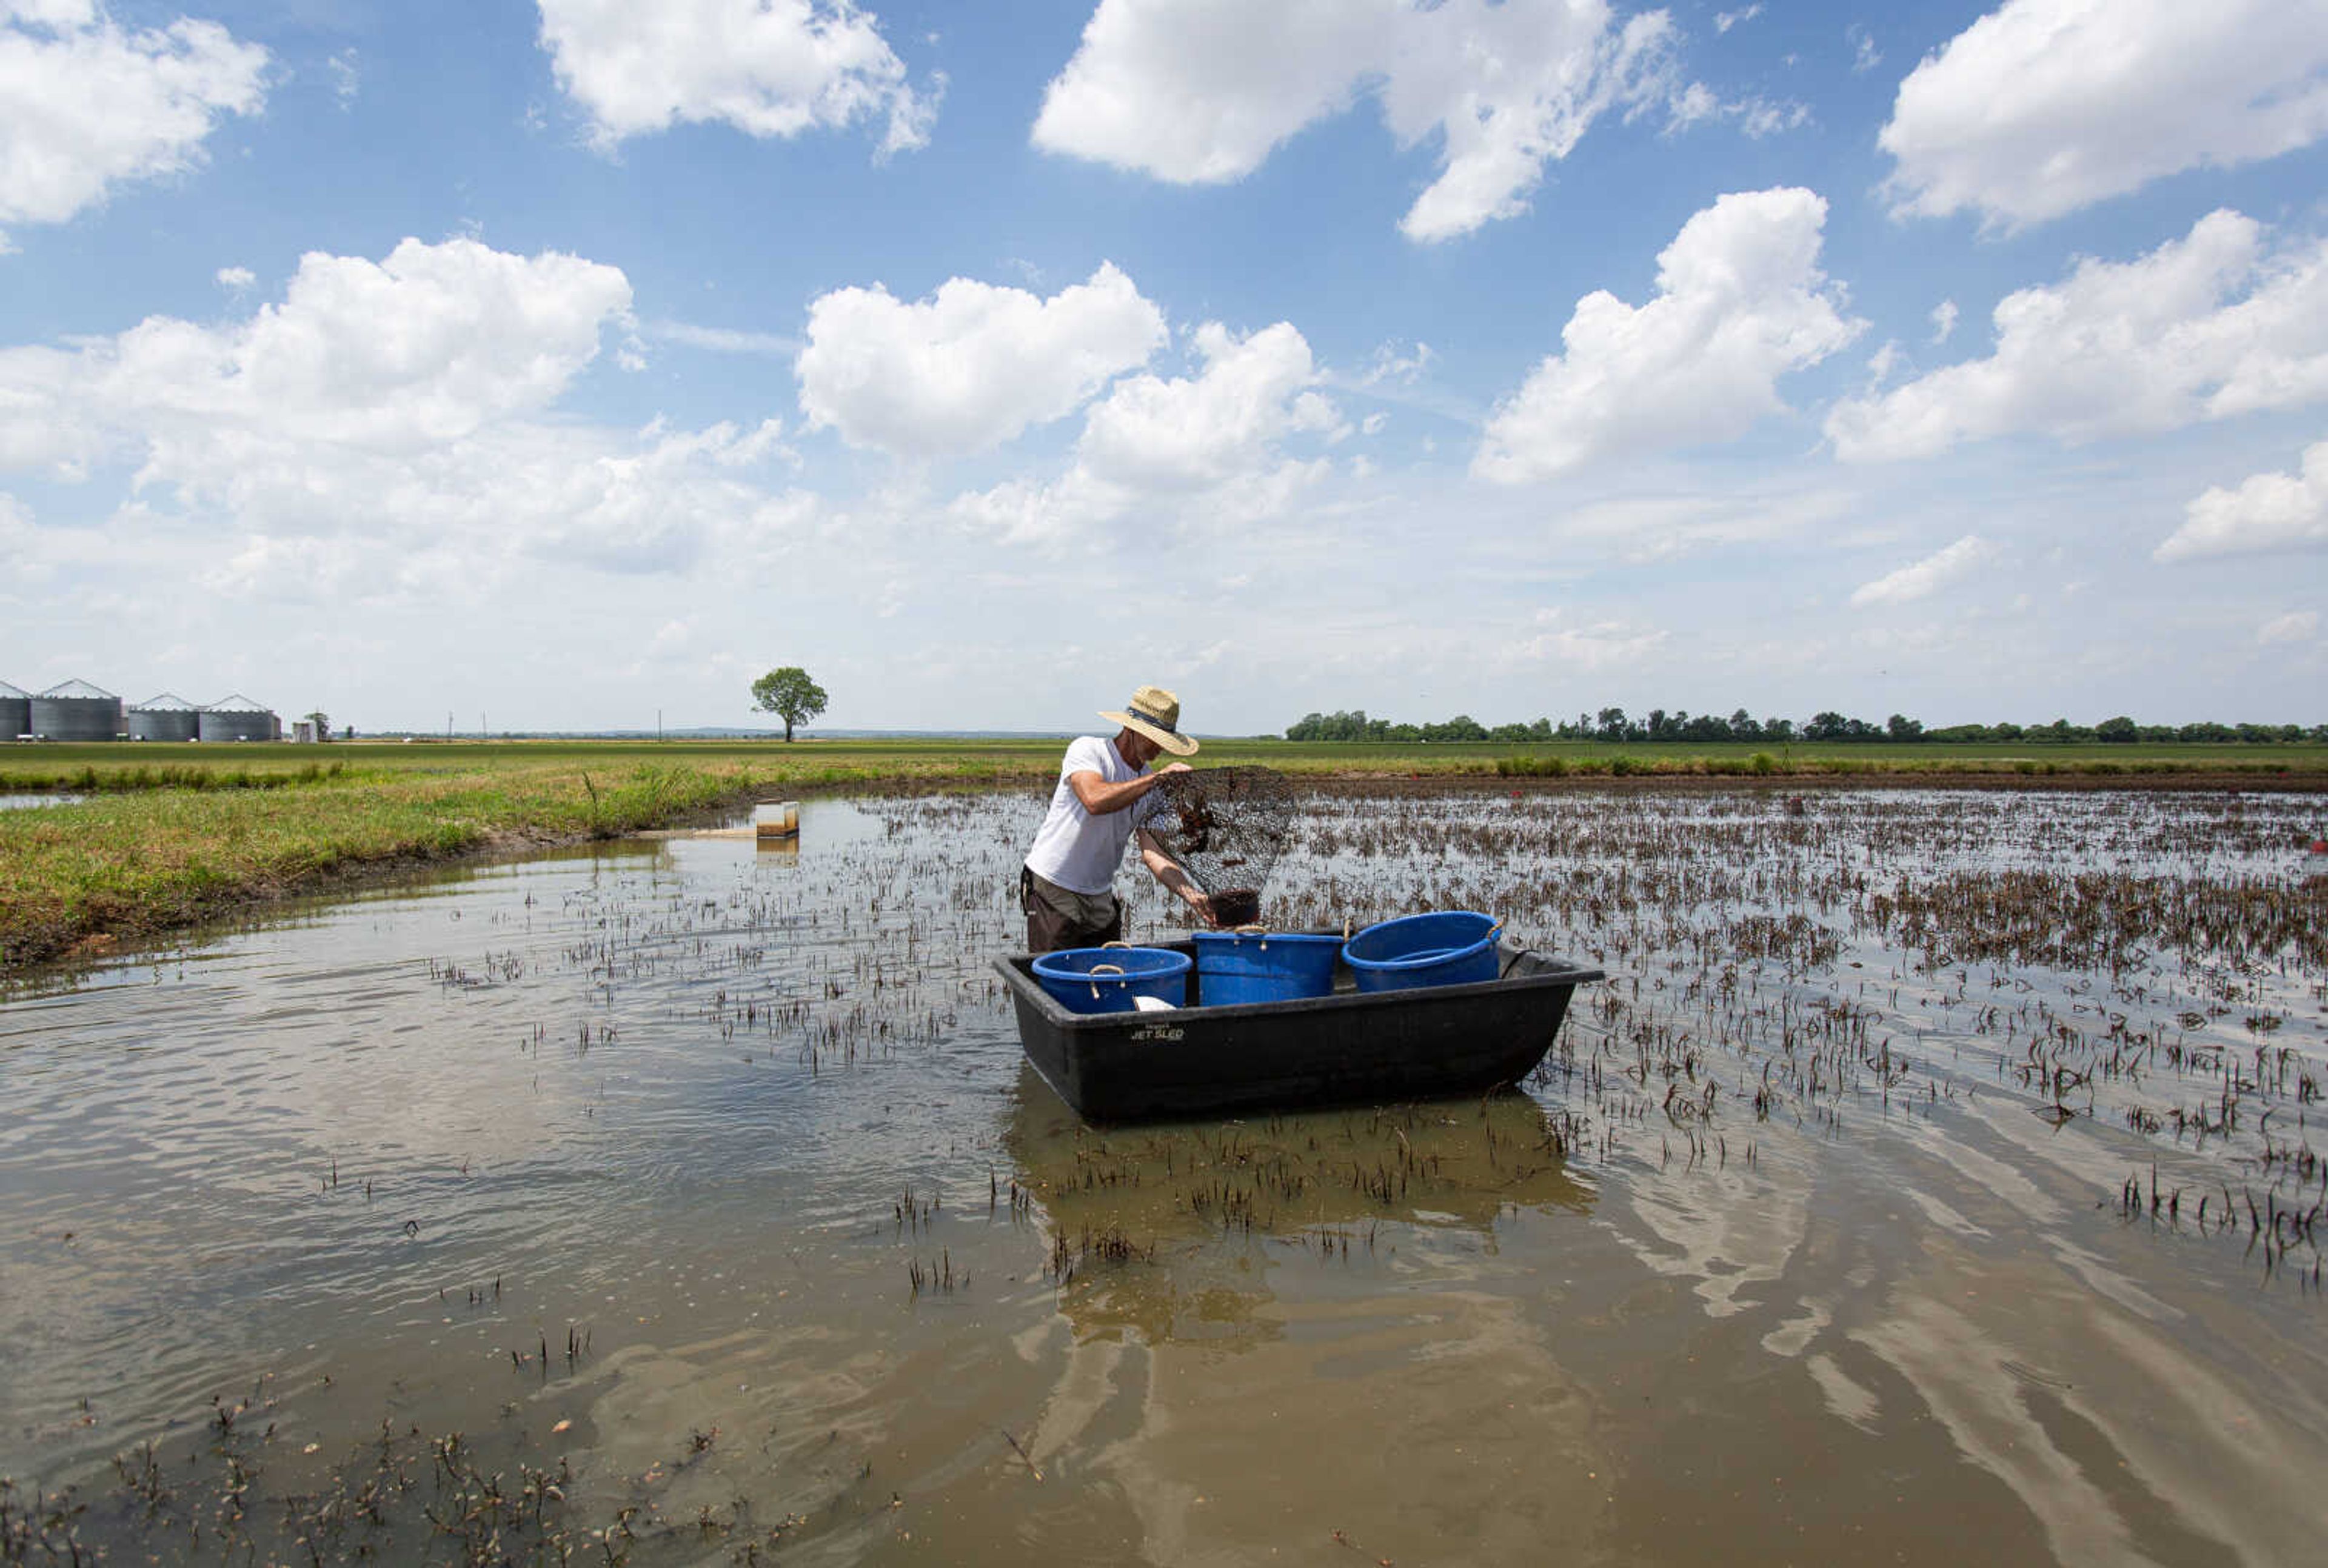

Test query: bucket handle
[1233,924,1268,935]
[1088,963,1126,975]
[1100,941,1133,950]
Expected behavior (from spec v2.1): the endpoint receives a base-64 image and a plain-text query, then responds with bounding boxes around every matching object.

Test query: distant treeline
[1283,709,2328,745]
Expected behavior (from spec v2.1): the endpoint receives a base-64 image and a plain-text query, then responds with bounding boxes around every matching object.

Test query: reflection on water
[0,792,83,810]
[1006,1067,1591,1347]
[1,789,2324,1563]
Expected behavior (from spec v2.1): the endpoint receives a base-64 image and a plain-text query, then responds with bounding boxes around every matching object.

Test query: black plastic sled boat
[995,936,1602,1124]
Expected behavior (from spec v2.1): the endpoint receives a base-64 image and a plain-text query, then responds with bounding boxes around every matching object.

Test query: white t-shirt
[1024,735,1168,895]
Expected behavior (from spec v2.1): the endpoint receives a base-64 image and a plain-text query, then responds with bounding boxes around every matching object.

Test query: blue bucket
[1191,930,1342,1006]
[1031,946,1191,1014]
[1342,912,1502,993]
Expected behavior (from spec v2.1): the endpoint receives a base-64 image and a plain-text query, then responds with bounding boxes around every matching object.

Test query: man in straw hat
[1020,685,1217,952]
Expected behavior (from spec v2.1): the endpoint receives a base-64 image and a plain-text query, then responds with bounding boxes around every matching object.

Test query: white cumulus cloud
[952,320,1335,543]
[1078,322,1328,487]
[1880,0,2328,228]
[795,262,1165,460]
[1827,210,2328,463]
[536,0,936,155]
[1848,534,1993,607]
[0,237,808,587]
[1475,187,1862,482]
[1,232,630,483]
[2156,439,2328,562]
[0,0,267,247]
[1032,0,1685,242]
[117,238,629,454]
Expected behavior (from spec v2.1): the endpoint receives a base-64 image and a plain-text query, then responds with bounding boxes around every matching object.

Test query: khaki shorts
[1020,866,1121,953]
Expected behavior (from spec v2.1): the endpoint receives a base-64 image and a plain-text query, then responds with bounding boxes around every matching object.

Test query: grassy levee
[0,738,1067,792]
[0,744,1048,974]
[4,735,2326,976]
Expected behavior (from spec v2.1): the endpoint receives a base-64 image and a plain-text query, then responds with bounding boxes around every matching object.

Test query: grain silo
[0,681,28,741]
[128,693,201,742]
[32,679,124,741]
[198,693,277,742]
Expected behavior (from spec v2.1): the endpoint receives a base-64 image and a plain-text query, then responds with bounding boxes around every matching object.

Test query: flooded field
[4,787,2326,1564]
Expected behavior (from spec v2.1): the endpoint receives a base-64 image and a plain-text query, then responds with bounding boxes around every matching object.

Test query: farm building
[32,679,124,741]
[198,694,280,742]
[128,693,201,742]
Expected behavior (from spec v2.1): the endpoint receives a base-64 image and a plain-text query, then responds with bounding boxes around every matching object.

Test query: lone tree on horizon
[751,667,828,742]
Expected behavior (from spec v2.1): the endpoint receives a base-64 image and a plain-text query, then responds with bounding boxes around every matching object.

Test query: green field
[10,732,2328,789]
[5,735,2326,976]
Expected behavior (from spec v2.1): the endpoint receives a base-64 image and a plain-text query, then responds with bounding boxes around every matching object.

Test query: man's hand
[1188,889,1218,927]
[1158,761,1194,776]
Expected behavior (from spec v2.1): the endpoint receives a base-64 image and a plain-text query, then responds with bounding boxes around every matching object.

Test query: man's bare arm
[1139,828,1216,924]
[1069,761,1191,816]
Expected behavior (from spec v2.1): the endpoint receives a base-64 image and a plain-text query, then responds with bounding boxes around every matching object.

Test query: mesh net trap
[1143,766,1299,927]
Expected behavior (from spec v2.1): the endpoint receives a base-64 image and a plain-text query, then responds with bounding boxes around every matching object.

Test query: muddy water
[2,790,2326,1564]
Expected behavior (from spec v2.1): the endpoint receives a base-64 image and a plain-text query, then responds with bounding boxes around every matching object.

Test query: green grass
[4,734,2326,976]
[0,747,1006,973]
[8,733,2328,789]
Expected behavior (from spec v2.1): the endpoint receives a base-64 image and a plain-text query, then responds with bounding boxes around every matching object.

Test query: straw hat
[1100,685,1199,756]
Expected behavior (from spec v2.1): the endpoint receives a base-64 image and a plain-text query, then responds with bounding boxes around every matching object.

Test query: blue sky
[3,0,2324,736]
